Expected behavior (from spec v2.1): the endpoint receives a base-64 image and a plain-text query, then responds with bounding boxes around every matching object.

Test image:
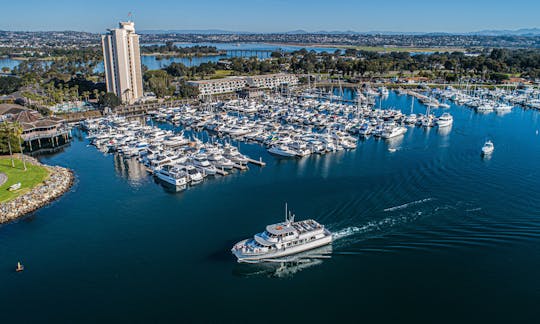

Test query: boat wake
[332,213,421,241]
[383,198,434,212]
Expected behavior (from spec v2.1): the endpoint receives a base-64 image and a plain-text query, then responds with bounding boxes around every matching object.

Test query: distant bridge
[225,49,278,59]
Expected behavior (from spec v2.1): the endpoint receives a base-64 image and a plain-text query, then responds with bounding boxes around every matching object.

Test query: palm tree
[82,91,90,102]
[12,123,26,171]
[92,89,99,101]
[1,122,15,168]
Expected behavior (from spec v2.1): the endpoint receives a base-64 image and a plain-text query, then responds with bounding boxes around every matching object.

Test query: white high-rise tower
[101,21,144,104]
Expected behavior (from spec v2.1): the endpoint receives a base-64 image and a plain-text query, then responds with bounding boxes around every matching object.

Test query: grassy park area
[0,156,50,203]
[209,69,235,79]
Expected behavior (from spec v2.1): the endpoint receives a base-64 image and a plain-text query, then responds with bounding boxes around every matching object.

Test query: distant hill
[138,29,251,35]
[468,28,540,36]
[137,28,540,36]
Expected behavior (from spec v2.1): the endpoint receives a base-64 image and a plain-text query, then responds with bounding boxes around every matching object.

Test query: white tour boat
[231,205,332,263]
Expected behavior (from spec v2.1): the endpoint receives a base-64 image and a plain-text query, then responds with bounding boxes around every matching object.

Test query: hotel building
[188,73,298,96]
[101,21,144,104]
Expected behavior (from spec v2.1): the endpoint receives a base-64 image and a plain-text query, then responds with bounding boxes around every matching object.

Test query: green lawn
[209,70,234,79]
[0,157,50,203]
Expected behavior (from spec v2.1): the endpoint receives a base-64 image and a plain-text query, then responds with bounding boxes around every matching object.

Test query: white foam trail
[384,198,433,212]
[332,224,376,240]
[332,216,406,240]
[332,209,429,243]
[466,207,482,212]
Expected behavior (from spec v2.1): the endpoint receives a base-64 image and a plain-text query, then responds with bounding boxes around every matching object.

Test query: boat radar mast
[284,203,295,224]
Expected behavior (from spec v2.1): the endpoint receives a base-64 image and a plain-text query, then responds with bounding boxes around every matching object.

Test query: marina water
[1,91,540,323]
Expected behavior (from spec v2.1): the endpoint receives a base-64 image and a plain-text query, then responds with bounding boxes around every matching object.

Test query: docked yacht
[192,154,217,175]
[381,126,407,139]
[231,205,333,263]
[476,103,494,112]
[179,165,204,183]
[437,113,453,127]
[404,114,417,125]
[439,103,451,109]
[482,140,495,155]
[358,123,373,136]
[155,165,188,186]
[494,103,513,113]
[268,144,298,157]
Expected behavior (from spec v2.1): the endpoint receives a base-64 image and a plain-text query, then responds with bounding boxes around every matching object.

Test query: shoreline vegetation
[140,42,226,58]
[261,42,467,53]
[0,155,74,224]
[142,51,226,58]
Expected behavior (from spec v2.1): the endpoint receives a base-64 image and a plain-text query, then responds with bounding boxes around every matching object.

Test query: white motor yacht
[358,123,372,136]
[482,140,495,155]
[437,113,454,127]
[181,165,204,183]
[494,103,513,113]
[231,205,333,263]
[268,145,298,157]
[476,103,494,112]
[381,126,407,139]
[404,114,417,125]
[155,165,188,186]
[192,155,217,175]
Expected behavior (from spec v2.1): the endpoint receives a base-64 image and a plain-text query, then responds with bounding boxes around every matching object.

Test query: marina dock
[81,83,540,194]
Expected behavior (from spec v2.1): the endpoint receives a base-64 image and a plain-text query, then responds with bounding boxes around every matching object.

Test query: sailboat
[404,96,417,124]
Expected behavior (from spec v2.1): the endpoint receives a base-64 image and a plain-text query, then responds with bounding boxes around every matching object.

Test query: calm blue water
[1,43,340,72]
[0,58,20,71]
[145,42,340,53]
[1,91,540,323]
[140,42,340,70]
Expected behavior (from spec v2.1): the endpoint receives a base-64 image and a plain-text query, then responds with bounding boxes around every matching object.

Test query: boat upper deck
[265,219,323,236]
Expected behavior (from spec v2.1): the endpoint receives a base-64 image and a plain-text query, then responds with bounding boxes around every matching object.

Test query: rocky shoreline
[0,156,74,224]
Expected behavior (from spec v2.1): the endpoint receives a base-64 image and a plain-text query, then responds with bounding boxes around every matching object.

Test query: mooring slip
[82,87,462,193]
[233,163,248,170]
[246,158,266,167]
[215,169,228,176]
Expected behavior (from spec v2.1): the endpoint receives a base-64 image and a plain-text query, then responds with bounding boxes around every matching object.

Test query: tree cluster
[0,76,23,95]
[141,42,222,56]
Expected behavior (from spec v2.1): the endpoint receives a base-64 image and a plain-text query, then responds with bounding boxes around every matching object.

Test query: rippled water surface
[1,92,540,323]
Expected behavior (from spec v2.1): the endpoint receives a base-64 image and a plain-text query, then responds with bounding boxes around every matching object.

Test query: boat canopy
[266,223,297,236]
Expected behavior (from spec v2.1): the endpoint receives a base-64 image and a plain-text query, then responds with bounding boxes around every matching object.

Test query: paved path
[0,173,6,186]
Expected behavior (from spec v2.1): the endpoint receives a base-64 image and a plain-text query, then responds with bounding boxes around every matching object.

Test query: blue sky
[1,0,539,33]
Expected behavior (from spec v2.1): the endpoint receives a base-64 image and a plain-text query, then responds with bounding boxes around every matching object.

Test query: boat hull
[232,231,333,263]
[155,172,187,186]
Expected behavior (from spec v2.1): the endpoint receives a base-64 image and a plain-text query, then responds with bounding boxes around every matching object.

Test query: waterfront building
[238,86,265,99]
[188,73,298,96]
[0,104,71,152]
[101,21,144,104]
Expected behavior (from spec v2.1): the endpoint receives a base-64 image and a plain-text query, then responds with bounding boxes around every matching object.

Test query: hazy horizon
[1,27,539,35]
[1,0,539,34]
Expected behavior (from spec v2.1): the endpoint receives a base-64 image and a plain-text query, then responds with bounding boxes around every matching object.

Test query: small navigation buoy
[16,262,24,272]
